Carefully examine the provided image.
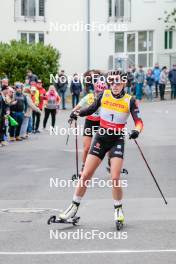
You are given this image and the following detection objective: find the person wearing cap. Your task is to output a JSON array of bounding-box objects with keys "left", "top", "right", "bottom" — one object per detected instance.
[
  {"left": 0, "top": 86, "right": 10, "bottom": 147},
  {"left": 168, "top": 64, "right": 176, "bottom": 99},
  {"left": 9, "top": 84, "right": 27, "bottom": 141},
  {"left": 20, "top": 88, "right": 42, "bottom": 139}
]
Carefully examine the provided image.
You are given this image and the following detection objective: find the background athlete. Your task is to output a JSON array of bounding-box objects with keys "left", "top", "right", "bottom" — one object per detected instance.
[{"left": 72, "top": 81, "right": 107, "bottom": 176}]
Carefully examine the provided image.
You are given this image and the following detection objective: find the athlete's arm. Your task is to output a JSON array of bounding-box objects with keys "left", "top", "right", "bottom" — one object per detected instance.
[
  {"left": 79, "top": 93, "right": 103, "bottom": 117},
  {"left": 130, "top": 97, "right": 144, "bottom": 132}
]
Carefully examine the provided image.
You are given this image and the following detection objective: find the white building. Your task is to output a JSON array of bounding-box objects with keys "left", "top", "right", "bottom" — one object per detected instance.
[{"left": 0, "top": 0, "right": 176, "bottom": 75}]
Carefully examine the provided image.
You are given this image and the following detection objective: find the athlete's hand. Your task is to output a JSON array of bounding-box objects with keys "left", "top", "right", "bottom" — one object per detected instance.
[
  {"left": 70, "top": 110, "right": 80, "bottom": 120},
  {"left": 129, "top": 130, "right": 139, "bottom": 140}
]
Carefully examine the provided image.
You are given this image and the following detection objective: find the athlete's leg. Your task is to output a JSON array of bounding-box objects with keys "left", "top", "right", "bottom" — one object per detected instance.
[
  {"left": 59, "top": 154, "right": 101, "bottom": 220},
  {"left": 110, "top": 157, "right": 123, "bottom": 201},
  {"left": 82, "top": 136, "right": 92, "bottom": 165},
  {"left": 75, "top": 154, "right": 101, "bottom": 197}
]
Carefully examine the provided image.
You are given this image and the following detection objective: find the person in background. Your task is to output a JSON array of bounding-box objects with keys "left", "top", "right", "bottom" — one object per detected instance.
[
  {"left": 9, "top": 83, "right": 27, "bottom": 141},
  {"left": 168, "top": 64, "right": 176, "bottom": 100},
  {"left": 43, "top": 86, "right": 61, "bottom": 129},
  {"left": 20, "top": 88, "right": 41, "bottom": 139},
  {"left": 126, "top": 67, "right": 134, "bottom": 95},
  {"left": 159, "top": 66, "right": 168, "bottom": 101},
  {"left": 135, "top": 65, "right": 145, "bottom": 103},
  {"left": 70, "top": 73, "right": 82, "bottom": 108},
  {"left": 1, "top": 78, "right": 9, "bottom": 89},
  {"left": 36, "top": 79, "right": 46, "bottom": 112},
  {"left": 24, "top": 78, "right": 31, "bottom": 89},
  {"left": 0, "top": 86, "right": 10, "bottom": 147},
  {"left": 26, "top": 70, "right": 38, "bottom": 84},
  {"left": 145, "top": 69, "right": 155, "bottom": 101},
  {"left": 55, "top": 70, "right": 68, "bottom": 110},
  {"left": 152, "top": 63, "right": 161, "bottom": 98},
  {"left": 31, "top": 83, "right": 40, "bottom": 133}
]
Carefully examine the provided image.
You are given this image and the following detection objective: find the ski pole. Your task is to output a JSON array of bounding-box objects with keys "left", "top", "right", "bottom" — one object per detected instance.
[
  {"left": 75, "top": 119, "right": 79, "bottom": 179},
  {"left": 66, "top": 118, "right": 73, "bottom": 145},
  {"left": 133, "top": 138, "right": 168, "bottom": 205}
]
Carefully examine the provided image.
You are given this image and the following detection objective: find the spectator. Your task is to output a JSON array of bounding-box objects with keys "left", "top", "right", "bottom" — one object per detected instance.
[
  {"left": 126, "top": 67, "right": 134, "bottom": 94},
  {"left": 43, "top": 86, "right": 61, "bottom": 129},
  {"left": 9, "top": 84, "right": 27, "bottom": 141},
  {"left": 152, "top": 63, "right": 161, "bottom": 98},
  {"left": 145, "top": 69, "right": 155, "bottom": 101},
  {"left": 159, "top": 66, "right": 168, "bottom": 101},
  {"left": 1, "top": 78, "right": 9, "bottom": 89},
  {"left": 34, "top": 80, "right": 47, "bottom": 132},
  {"left": 26, "top": 70, "right": 38, "bottom": 84},
  {"left": 70, "top": 73, "right": 82, "bottom": 108},
  {"left": 20, "top": 88, "right": 41, "bottom": 139},
  {"left": 168, "top": 64, "right": 176, "bottom": 99},
  {"left": 31, "top": 84, "right": 40, "bottom": 133},
  {"left": 135, "top": 66, "right": 145, "bottom": 102},
  {"left": 0, "top": 86, "right": 10, "bottom": 147},
  {"left": 55, "top": 70, "right": 68, "bottom": 110}
]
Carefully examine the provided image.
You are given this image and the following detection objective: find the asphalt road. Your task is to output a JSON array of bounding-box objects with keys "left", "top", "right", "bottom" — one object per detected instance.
[{"left": 0, "top": 99, "right": 176, "bottom": 264}]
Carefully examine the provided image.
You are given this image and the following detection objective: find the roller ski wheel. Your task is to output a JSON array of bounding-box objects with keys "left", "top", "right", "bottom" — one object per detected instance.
[
  {"left": 47, "top": 215, "right": 80, "bottom": 226},
  {"left": 115, "top": 220, "right": 123, "bottom": 231}
]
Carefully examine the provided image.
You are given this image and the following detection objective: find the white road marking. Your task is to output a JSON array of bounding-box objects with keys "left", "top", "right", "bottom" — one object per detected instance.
[{"left": 0, "top": 249, "right": 176, "bottom": 255}]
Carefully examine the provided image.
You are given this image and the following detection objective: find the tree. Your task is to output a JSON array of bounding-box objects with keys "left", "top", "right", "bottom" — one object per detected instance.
[
  {"left": 159, "top": 8, "right": 176, "bottom": 31},
  {"left": 0, "top": 40, "right": 60, "bottom": 88}
]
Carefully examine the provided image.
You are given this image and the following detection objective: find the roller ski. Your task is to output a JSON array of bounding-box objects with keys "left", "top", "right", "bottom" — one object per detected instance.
[
  {"left": 48, "top": 202, "right": 80, "bottom": 226},
  {"left": 114, "top": 205, "right": 124, "bottom": 231}
]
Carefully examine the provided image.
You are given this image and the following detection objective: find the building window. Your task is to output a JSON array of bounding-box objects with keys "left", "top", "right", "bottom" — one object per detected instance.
[
  {"left": 115, "top": 32, "right": 124, "bottom": 53},
  {"left": 108, "top": 0, "right": 112, "bottom": 17},
  {"left": 127, "top": 33, "right": 135, "bottom": 52},
  {"left": 39, "top": 0, "right": 45, "bottom": 16},
  {"left": 20, "top": 32, "right": 44, "bottom": 44},
  {"left": 165, "top": 31, "right": 173, "bottom": 49},
  {"left": 138, "top": 31, "right": 147, "bottom": 52},
  {"left": 114, "top": 31, "right": 154, "bottom": 68},
  {"left": 21, "top": 0, "right": 36, "bottom": 16},
  {"left": 39, "top": 33, "right": 44, "bottom": 43},
  {"left": 16, "top": 0, "right": 45, "bottom": 19},
  {"left": 115, "top": 0, "right": 124, "bottom": 18}
]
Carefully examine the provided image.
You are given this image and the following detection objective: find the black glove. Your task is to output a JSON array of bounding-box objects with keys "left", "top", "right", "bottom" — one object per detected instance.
[
  {"left": 129, "top": 130, "right": 139, "bottom": 139},
  {"left": 70, "top": 110, "right": 79, "bottom": 120}
]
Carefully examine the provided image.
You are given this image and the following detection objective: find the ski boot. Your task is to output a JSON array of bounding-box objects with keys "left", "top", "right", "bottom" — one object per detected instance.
[{"left": 114, "top": 205, "right": 124, "bottom": 230}]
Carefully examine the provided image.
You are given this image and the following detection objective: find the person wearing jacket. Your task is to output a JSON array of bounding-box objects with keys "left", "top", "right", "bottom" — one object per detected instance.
[
  {"left": 168, "top": 64, "right": 176, "bottom": 99},
  {"left": 70, "top": 74, "right": 82, "bottom": 108},
  {"left": 159, "top": 66, "right": 168, "bottom": 101},
  {"left": 135, "top": 65, "right": 145, "bottom": 102},
  {"left": 145, "top": 69, "right": 155, "bottom": 101},
  {"left": 0, "top": 86, "right": 10, "bottom": 147},
  {"left": 20, "top": 88, "right": 41, "bottom": 139},
  {"left": 9, "top": 84, "right": 27, "bottom": 141},
  {"left": 126, "top": 68, "right": 134, "bottom": 95},
  {"left": 43, "top": 86, "right": 61, "bottom": 129},
  {"left": 55, "top": 70, "right": 68, "bottom": 110},
  {"left": 152, "top": 63, "right": 161, "bottom": 98}
]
